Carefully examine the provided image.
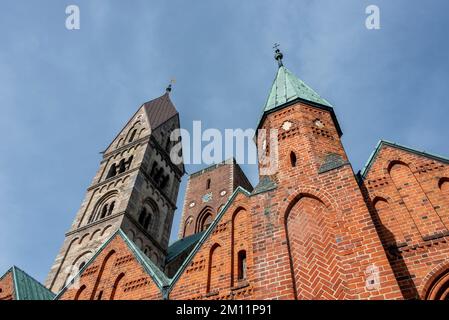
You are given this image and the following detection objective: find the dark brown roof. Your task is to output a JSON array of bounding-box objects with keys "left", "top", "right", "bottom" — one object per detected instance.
[{"left": 143, "top": 93, "right": 178, "bottom": 130}]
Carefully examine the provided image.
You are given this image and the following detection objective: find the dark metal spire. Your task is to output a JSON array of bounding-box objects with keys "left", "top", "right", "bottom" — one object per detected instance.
[
  {"left": 273, "top": 43, "right": 284, "bottom": 67},
  {"left": 166, "top": 78, "right": 176, "bottom": 93}
]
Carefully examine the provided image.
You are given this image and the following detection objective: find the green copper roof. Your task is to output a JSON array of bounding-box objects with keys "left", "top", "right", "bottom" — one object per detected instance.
[
  {"left": 264, "top": 65, "right": 332, "bottom": 113},
  {"left": 0, "top": 266, "right": 55, "bottom": 300},
  {"left": 256, "top": 63, "right": 342, "bottom": 136},
  {"left": 166, "top": 231, "right": 205, "bottom": 263}
]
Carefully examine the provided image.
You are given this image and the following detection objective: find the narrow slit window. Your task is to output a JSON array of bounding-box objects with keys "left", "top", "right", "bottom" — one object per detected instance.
[
  {"left": 206, "top": 178, "right": 211, "bottom": 190},
  {"left": 237, "top": 250, "right": 247, "bottom": 281},
  {"left": 290, "top": 151, "right": 297, "bottom": 167}
]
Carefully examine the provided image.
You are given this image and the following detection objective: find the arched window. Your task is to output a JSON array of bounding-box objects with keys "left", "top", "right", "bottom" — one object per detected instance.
[
  {"left": 143, "top": 213, "right": 152, "bottom": 230},
  {"left": 138, "top": 208, "right": 146, "bottom": 225},
  {"left": 106, "top": 163, "right": 117, "bottom": 179},
  {"left": 237, "top": 250, "right": 247, "bottom": 281},
  {"left": 118, "top": 159, "right": 126, "bottom": 174},
  {"left": 89, "top": 192, "right": 118, "bottom": 223},
  {"left": 138, "top": 200, "right": 158, "bottom": 232},
  {"left": 439, "top": 177, "right": 449, "bottom": 192},
  {"left": 125, "top": 155, "right": 133, "bottom": 170},
  {"left": 79, "top": 261, "right": 86, "bottom": 271},
  {"left": 206, "top": 178, "right": 211, "bottom": 190},
  {"left": 108, "top": 202, "right": 115, "bottom": 216},
  {"left": 128, "top": 129, "right": 137, "bottom": 143},
  {"left": 183, "top": 217, "right": 193, "bottom": 237},
  {"left": 100, "top": 204, "right": 108, "bottom": 219},
  {"left": 201, "top": 213, "right": 213, "bottom": 231},
  {"left": 290, "top": 151, "right": 297, "bottom": 167}
]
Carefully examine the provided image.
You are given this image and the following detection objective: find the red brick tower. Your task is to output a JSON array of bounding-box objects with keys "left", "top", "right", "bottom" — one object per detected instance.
[
  {"left": 178, "top": 158, "right": 253, "bottom": 239},
  {"left": 248, "top": 48, "right": 403, "bottom": 299}
]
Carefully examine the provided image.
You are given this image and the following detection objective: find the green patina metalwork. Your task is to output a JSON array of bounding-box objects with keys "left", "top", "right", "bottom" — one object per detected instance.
[
  {"left": 264, "top": 65, "right": 332, "bottom": 113},
  {"left": 166, "top": 231, "right": 205, "bottom": 264},
  {"left": 0, "top": 266, "right": 55, "bottom": 300}
]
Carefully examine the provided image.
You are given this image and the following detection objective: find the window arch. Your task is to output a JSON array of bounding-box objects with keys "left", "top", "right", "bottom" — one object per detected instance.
[
  {"left": 137, "top": 199, "right": 159, "bottom": 233},
  {"left": 105, "top": 155, "right": 133, "bottom": 180},
  {"left": 201, "top": 213, "right": 213, "bottom": 231},
  {"left": 425, "top": 267, "right": 449, "bottom": 300},
  {"left": 207, "top": 243, "right": 222, "bottom": 293},
  {"left": 110, "top": 273, "right": 125, "bottom": 300},
  {"left": 74, "top": 285, "right": 86, "bottom": 300},
  {"left": 125, "top": 122, "right": 143, "bottom": 144},
  {"left": 106, "top": 163, "right": 117, "bottom": 179},
  {"left": 88, "top": 191, "right": 118, "bottom": 224},
  {"left": 439, "top": 177, "right": 449, "bottom": 192},
  {"left": 128, "top": 129, "right": 137, "bottom": 142},
  {"left": 196, "top": 206, "right": 213, "bottom": 233},
  {"left": 183, "top": 216, "right": 194, "bottom": 237},
  {"left": 389, "top": 161, "right": 447, "bottom": 238}
]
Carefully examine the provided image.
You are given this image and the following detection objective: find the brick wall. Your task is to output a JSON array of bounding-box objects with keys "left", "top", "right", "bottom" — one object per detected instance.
[
  {"left": 58, "top": 235, "right": 162, "bottom": 300},
  {"left": 170, "top": 192, "right": 254, "bottom": 300},
  {"left": 362, "top": 144, "right": 449, "bottom": 299},
  {"left": 0, "top": 271, "right": 14, "bottom": 300},
  {"left": 179, "top": 160, "right": 248, "bottom": 239}
]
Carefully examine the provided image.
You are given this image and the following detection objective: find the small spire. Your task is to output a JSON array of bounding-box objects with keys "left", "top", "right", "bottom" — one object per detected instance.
[
  {"left": 273, "top": 43, "right": 284, "bottom": 67},
  {"left": 166, "top": 78, "right": 176, "bottom": 93}
]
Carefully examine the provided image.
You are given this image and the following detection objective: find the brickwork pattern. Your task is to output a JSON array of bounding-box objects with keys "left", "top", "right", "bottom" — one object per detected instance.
[
  {"left": 362, "top": 144, "right": 449, "bottom": 299},
  {"left": 0, "top": 272, "right": 14, "bottom": 300},
  {"left": 58, "top": 235, "right": 162, "bottom": 300}
]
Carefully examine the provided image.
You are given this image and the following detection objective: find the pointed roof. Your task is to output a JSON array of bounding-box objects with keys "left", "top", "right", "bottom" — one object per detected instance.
[
  {"left": 166, "top": 231, "right": 205, "bottom": 263},
  {"left": 264, "top": 65, "right": 333, "bottom": 113},
  {"left": 359, "top": 140, "right": 449, "bottom": 180},
  {"left": 143, "top": 93, "right": 178, "bottom": 130},
  {"left": 257, "top": 50, "right": 342, "bottom": 136},
  {"left": 0, "top": 266, "right": 55, "bottom": 300},
  {"left": 54, "top": 229, "right": 170, "bottom": 299},
  {"left": 167, "top": 186, "right": 252, "bottom": 293}
]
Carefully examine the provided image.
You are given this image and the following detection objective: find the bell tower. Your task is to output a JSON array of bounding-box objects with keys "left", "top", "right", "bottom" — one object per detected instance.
[
  {"left": 252, "top": 47, "right": 402, "bottom": 299},
  {"left": 45, "top": 87, "right": 184, "bottom": 292}
]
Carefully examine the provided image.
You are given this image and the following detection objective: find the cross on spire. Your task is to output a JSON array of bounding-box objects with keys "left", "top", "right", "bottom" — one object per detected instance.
[
  {"left": 166, "top": 78, "right": 176, "bottom": 93},
  {"left": 273, "top": 43, "right": 284, "bottom": 67}
]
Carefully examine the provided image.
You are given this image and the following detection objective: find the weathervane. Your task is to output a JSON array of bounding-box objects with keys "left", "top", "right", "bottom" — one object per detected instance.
[
  {"left": 273, "top": 43, "right": 284, "bottom": 67},
  {"left": 166, "top": 78, "right": 176, "bottom": 93}
]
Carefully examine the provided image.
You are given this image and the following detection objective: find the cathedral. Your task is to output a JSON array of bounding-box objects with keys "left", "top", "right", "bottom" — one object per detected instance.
[{"left": 2, "top": 48, "right": 449, "bottom": 300}]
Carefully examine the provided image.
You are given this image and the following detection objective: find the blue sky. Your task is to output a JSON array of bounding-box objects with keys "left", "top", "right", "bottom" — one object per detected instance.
[{"left": 1, "top": 0, "right": 449, "bottom": 283}]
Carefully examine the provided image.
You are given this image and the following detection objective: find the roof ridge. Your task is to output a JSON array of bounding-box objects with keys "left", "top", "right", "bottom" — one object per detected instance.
[
  {"left": 11, "top": 265, "right": 53, "bottom": 293},
  {"left": 167, "top": 186, "right": 252, "bottom": 293},
  {"left": 54, "top": 228, "right": 170, "bottom": 300},
  {"left": 359, "top": 139, "right": 449, "bottom": 179},
  {"left": 11, "top": 265, "right": 55, "bottom": 300}
]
